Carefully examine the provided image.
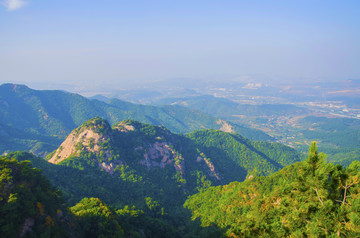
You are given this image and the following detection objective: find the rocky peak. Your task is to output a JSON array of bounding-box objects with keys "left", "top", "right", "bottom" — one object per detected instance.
[
  {"left": 48, "top": 118, "right": 113, "bottom": 164},
  {"left": 78, "top": 117, "right": 112, "bottom": 136}
]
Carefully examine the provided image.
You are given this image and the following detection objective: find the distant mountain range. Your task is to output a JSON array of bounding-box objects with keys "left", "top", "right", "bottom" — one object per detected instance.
[
  {"left": 1, "top": 83, "right": 359, "bottom": 167},
  {"left": 0, "top": 83, "right": 272, "bottom": 156},
  {"left": 153, "top": 95, "right": 360, "bottom": 166},
  {"left": 155, "top": 95, "right": 310, "bottom": 118},
  {"left": 88, "top": 78, "right": 360, "bottom": 106}
]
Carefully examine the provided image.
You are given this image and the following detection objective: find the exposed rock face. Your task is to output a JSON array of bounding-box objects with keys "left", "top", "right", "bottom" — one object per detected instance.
[
  {"left": 49, "top": 127, "right": 112, "bottom": 164},
  {"left": 139, "top": 142, "right": 185, "bottom": 175},
  {"left": 196, "top": 156, "right": 221, "bottom": 180},
  {"left": 99, "top": 160, "right": 124, "bottom": 174},
  {"left": 217, "top": 119, "right": 234, "bottom": 133},
  {"left": 113, "top": 121, "right": 135, "bottom": 132}
]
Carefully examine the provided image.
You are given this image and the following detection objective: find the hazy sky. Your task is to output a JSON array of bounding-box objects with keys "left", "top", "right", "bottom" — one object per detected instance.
[{"left": 1, "top": 0, "right": 360, "bottom": 89}]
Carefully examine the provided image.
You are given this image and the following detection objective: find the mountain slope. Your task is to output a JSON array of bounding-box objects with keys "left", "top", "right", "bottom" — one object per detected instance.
[{"left": 187, "top": 129, "right": 302, "bottom": 178}]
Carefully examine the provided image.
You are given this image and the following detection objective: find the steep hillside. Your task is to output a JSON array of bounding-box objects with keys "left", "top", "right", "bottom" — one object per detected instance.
[
  {"left": 187, "top": 130, "right": 302, "bottom": 178},
  {"left": 0, "top": 83, "right": 271, "bottom": 156}
]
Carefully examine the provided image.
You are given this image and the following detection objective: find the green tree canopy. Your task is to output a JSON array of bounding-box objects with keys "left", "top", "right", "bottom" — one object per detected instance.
[{"left": 184, "top": 142, "right": 360, "bottom": 237}]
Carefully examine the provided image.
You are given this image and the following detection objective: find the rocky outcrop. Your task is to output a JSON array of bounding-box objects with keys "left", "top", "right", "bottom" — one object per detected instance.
[
  {"left": 139, "top": 142, "right": 185, "bottom": 175},
  {"left": 196, "top": 155, "right": 221, "bottom": 180},
  {"left": 49, "top": 121, "right": 113, "bottom": 164},
  {"left": 217, "top": 119, "right": 234, "bottom": 133},
  {"left": 98, "top": 160, "right": 124, "bottom": 174},
  {"left": 113, "top": 121, "right": 135, "bottom": 132}
]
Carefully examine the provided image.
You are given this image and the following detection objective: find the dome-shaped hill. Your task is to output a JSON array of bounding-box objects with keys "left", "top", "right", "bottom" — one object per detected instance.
[{"left": 49, "top": 117, "right": 114, "bottom": 164}]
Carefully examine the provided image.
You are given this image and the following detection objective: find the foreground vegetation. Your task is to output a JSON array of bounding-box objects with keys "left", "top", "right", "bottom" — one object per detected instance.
[
  {"left": 2, "top": 142, "right": 359, "bottom": 237},
  {"left": 185, "top": 142, "right": 360, "bottom": 237}
]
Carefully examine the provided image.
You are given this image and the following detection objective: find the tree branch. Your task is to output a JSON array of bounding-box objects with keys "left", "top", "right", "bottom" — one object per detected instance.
[
  {"left": 343, "top": 182, "right": 348, "bottom": 205},
  {"left": 314, "top": 188, "right": 324, "bottom": 206}
]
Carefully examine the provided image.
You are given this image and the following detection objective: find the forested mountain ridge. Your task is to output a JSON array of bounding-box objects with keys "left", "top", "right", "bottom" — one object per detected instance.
[
  {"left": 156, "top": 95, "right": 309, "bottom": 118},
  {"left": 187, "top": 129, "right": 302, "bottom": 178},
  {"left": 0, "top": 83, "right": 272, "bottom": 156},
  {"left": 47, "top": 117, "right": 302, "bottom": 188}
]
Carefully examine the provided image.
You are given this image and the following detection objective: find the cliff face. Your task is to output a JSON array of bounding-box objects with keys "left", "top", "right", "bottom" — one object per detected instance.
[
  {"left": 49, "top": 117, "right": 113, "bottom": 164},
  {"left": 49, "top": 128, "right": 111, "bottom": 164}
]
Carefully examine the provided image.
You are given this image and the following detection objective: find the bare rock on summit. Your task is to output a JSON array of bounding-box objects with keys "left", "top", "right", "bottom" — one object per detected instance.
[
  {"left": 217, "top": 119, "right": 234, "bottom": 133},
  {"left": 49, "top": 118, "right": 112, "bottom": 164}
]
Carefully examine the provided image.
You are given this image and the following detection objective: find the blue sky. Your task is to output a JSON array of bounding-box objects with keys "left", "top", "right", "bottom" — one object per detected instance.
[{"left": 1, "top": 0, "right": 360, "bottom": 89}]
